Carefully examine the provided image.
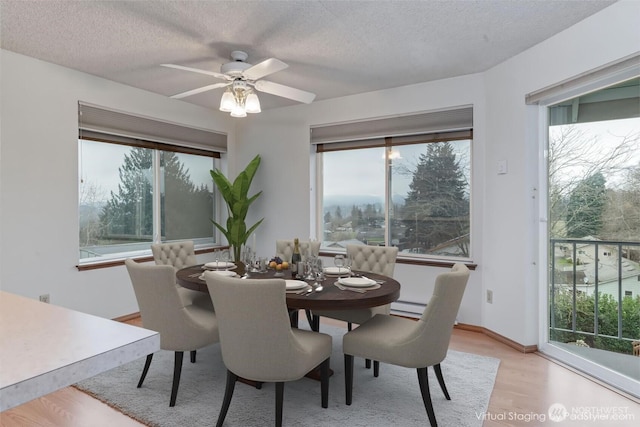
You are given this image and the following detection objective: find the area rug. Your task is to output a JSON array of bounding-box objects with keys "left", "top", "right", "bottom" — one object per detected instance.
[{"left": 75, "top": 324, "right": 500, "bottom": 427}]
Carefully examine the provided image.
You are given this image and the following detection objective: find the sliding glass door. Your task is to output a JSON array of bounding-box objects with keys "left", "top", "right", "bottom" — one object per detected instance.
[{"left": 543, "top": 77, "right": 640, "bottom": 397}]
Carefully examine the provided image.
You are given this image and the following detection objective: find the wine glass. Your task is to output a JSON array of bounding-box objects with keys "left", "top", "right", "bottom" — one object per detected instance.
[
  {"left": 334, "top": 254, "right": 345, "bottom": 274},
  {"left": 343, "top": 255, "right": 352, "bottom": 276},
  {"left": 315, "top": 258, "right": 325, "bottom": 281},
  {"left": 219, "top": 249, "right": 230, "bottom": 268},
  {"left": 305, "top": 255, "right": 318, "bottom": 280}
]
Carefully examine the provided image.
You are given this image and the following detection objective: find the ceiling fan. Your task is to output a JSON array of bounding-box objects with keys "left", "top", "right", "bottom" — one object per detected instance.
[{"left": 161, "top": 51, "right": 315, "bottom": 116}]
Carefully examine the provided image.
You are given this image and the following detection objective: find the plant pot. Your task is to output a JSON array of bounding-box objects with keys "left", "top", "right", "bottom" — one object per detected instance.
[{"left": 234, "top": 260, "right": 246, "bottom": 277}]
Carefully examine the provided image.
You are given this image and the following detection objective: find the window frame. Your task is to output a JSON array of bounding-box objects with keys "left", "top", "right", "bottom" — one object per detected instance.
[
  {"left": 77, "top": 133, "right": 222, "bottom": 269},
  {"left": 314, "top": 126, "right": 473, "bottom": 264}
]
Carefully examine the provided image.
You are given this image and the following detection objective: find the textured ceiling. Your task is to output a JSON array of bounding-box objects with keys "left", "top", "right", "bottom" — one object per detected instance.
[{"left": 0, "top": 0, "right": 616, "bottom": 111}]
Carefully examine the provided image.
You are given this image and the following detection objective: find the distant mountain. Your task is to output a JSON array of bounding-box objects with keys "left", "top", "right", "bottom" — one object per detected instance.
[
  {"left": 324, "top": 194, "right": 383, "bottom": 208},
  {"left": 323, "top": 193, "right": 406, "bottom": 210}
]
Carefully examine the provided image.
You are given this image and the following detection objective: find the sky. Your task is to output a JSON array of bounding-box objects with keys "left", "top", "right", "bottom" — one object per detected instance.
[
  {"left": 549, "top": 117, "right": 640, "bottom": 190},
  {"left": 79, "top": 117, "right": 638, "bottom": 204},
  {"left": 322, "top": 140, "right": 471, "bottom": 202},
  {"left": 79, "top": 141, "right": 215, "bottom": 200}
]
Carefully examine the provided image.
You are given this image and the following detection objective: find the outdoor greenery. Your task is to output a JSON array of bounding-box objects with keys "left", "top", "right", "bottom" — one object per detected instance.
[
  {"left": 566, "top": 172, "right": 606, "bottom": 238},
  {"left": 548, "top": 125, "right": 640, "bottom": 240},
  {"left": 402, "top": 142, "right": 469, "bottom": 256},
  {"left": 548, "top": 122, "right": 640, "bottom": 355},
  {"left": 550, "top": 290, "right": 640, "bottom": 355},
  {"left": 97, "top": 148, "right": 212, "bottom": 244},
  {"left": 323, "top": 141, "right": 470, "bottom": 255}
]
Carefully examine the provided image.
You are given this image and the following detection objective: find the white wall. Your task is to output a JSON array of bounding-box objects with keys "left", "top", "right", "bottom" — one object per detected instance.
[
  {"left": 1, "top": 1, "right": 637, "bottom": 344},
  {"left": 0, "top": 50, "right": 234, "bottom": 318},
  {"left": 237, "top": 74, "right": 487, "bottom": 328},
  {"left": 236, "top": 0, "right": 640, "bottom": 345},
  {"left": 480, "top": 0, "right": 640, "bottom": 344}
]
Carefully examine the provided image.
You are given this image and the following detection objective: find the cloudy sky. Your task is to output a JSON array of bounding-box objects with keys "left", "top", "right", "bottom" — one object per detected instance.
[{"left": 79, "top": 117, "right": 637, "bottom": 205}]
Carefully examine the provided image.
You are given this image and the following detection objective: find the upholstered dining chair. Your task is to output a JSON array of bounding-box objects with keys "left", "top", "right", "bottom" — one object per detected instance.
[
  {"left": 125, "top": 259, "right": 219, "bottom": 407},
  {"left": 151, "top": 241, "right": 213, "bottom": 313},
  {"left": 314, "top": 244, "right": 399, "bottom": 374},
  {"left": 204, "top": 273, "right": 332, "bottom": 427},
  {"left": 342, "top": 263, "right": 470, "bottom": 427},
  {"left": 275, "top": 239, "right": 321, "bottom": 261}
]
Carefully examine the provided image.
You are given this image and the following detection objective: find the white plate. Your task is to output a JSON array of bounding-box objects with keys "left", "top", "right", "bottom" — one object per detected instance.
[
  {"left": 210, "top": 270, "right": 237, "bottom": 277},
  {"left": 204, "top": 261, "right": 236, "bottom": 270},
  {"left": 323, "top": 266, "right": 349, "bottom": 276},
  {"left": 285, "top": 280, "right": 308, "bottom": 290},
  {"left": 338, "top": 277, "right": 377, "bottom": 288},
  {"left": 199, "top": 270, "right": 237, "bottom": 280}
]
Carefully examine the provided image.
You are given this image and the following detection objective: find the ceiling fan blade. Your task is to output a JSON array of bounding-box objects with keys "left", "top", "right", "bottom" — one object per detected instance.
[
  {"left": 170, "top": 82, "right": 231, "bottom": 99},
  {"left": 243, "top": 58, "right": 288, "bottom": 81},
  {"left": 254, "top": 80, "right": 316, "bottom": 104},
  {"left": 161, "top": 63, "right": 229, "bottom": 80}
]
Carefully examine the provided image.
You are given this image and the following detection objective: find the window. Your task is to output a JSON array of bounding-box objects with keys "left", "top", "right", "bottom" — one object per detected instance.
[
  {"left": 313, "top": 109, "right": 472, "bottom": 260},
  {"left": 78, "top": 103, "right": 225, "bottom": 263}
]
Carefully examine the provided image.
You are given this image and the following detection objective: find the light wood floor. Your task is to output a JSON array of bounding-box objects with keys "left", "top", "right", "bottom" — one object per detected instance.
[{"left": 1, "top": 316, "right": 638, "bottom": 427}]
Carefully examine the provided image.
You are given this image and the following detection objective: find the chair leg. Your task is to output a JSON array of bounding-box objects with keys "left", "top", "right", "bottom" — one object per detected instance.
[
  {"left": 417, "top": 367, "right": 437, "bottom": 427},
  {"left": 169, "top": 351, "right": 184, "bottom": 407},
  {"left": 344, "top": 354, "right": 354, "bottom": 405},
  {"left": 347, "top": 322, "right": 353, "bottom": 331},
  {"left": 275, "top": 382, "right": 285, "bottom": 427},
  {"left": 190, "top": 350, "right": 196, "bottom": 363},
  {"left": 137, "top": 354, "right": 153, "bottom": 388},
  {"left": 320, "top": 358, "right": 330, "bottom": 408},
  {"left": 305, "top": 309, "right": 314, "bottom": 329},
  {"left": 365, "top": 359, "right": 371, "bottom": 369},
  {"left": 373, "top": 360, "right": 380, "bottom": 377},
  {"left": 433, "top": 363, "right": 451, "bottom": 400},
  {"left": 288, "top": 309, "right": 299, "bottom": 328},
  {"left": 216, "top": 370, "right": 237, "bottom": 427}
]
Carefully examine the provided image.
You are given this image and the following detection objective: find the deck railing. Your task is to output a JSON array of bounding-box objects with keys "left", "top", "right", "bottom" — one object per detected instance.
[{"left": 549, "top": 238, "right": 640, "bottom": 350}]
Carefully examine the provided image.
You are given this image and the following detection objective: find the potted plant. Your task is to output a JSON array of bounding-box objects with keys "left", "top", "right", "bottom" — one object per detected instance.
[{"left": 210, "top": 154, "right": 264, "bottom": 269}]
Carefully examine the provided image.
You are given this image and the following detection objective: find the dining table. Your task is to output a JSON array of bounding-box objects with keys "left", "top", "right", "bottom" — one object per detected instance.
[{"left": 175, "top": 264, "right": 401, "bottom": 331}]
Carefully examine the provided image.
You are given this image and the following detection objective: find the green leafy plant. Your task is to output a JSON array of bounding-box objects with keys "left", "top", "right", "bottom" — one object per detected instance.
[{"left": 210, "top": 155, "right": 263, "bottom": 262}]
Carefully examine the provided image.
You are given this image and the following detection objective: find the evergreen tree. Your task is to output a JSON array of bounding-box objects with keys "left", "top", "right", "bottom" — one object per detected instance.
[
  {"left": 99, "top": 148, "right": 213, "bottom": 242},
  {"left": 100, "top": 148, "right": 153, "bottom": 241},
  {"left": 162, "top": 152, "right": 213, "bottom": 240},
  {"left": 566, "top": 172, "right": 606, "bottom": 238},
  {"left": 364, "top": 204, "right": 378, "bottom": 226},
  {"left": 324, "top": 210, "right": 332, "bottom": 224},
  {"left": 335, "top": 205, "right": 343, "bottom": 220},
  {"left": 350, "top": 205, "right": 361, "bottom": 229},
  {"left": 402, "top": 142, "right": 469, "bottom": 255}
]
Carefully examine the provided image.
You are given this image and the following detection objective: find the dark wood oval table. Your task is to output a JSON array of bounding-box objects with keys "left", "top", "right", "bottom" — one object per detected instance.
[
  {"left": 175, "top": 265, "right": 401, "bottom": 313},
  {"left": 176, "top": 265, "right": 400, "bottom": 382}
]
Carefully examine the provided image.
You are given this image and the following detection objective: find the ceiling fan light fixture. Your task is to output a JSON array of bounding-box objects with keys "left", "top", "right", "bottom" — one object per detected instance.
[
  {"left": 219, "top": 89, "right": 235, "bottom": 112},
  {"left": 230, "top": 102, "right": 247, "bottom": 118},
  {"left": 245, "top": 92, "right": 261, "bottom": 113},
  {"left": 165, "top": 51, "right": 315, "bottom": 117}
]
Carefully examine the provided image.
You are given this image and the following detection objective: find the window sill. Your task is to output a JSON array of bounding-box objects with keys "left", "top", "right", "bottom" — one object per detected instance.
[
  {"left": 76, "top": 246, "right": 229, "bottom": 271},
  {"left": 318, "top": 250, "right": 476, "bottom": 270}
]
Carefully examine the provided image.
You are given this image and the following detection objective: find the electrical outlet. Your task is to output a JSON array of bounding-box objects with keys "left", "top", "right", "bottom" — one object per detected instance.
[
  {"left": 39, "top": 294, "right": 50, "bottom": 304},
  {"left": 486, "top": 290, "right": 493, "bottom": 304}
]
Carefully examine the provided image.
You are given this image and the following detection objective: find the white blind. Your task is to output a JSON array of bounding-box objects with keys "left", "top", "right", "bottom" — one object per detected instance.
[
  {"left": 310, "top": 107, "right": 473, "bottom": 145},
  {"left": 525, "top": 53, "right": 640, "bottom": 106},
  {"left": 78, "top": 102, "right": 227, "bottom": 152}
]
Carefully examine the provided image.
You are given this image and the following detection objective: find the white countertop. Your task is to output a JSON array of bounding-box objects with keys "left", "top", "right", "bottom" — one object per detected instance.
[{"left": 0, "top": 291, "right": 160, "bottom": 411}]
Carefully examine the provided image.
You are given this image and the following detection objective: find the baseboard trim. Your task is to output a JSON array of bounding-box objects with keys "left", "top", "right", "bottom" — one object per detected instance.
[
  {"left": 455, "top": 322, "right": 538, "bottom": 353},
  {"left": 113, "top": 312, "right": 140, "bottom": 323},
  {"left": 115, "top": 312, "right": 538, "bottom": 353}
]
